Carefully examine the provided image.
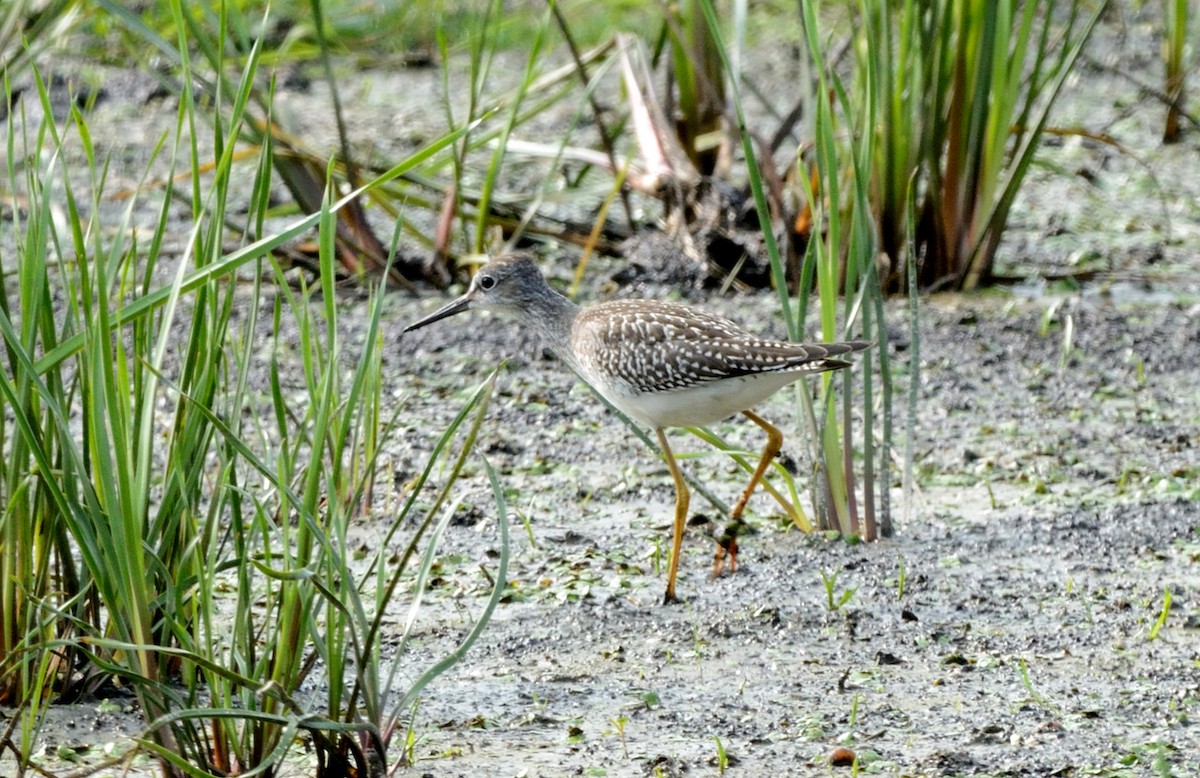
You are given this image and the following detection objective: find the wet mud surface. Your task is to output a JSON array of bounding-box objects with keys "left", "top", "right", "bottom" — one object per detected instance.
[
  {"left": 5, "top": 5, "right": 1200, "bottom": 777},
  {"left": 388, "top": 292, "right": 1199, "bottom": 778}
]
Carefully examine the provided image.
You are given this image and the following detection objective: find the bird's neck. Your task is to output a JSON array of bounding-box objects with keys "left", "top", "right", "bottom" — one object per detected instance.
[{"left": 523, "top": 290, "right": 580, "bottom": 365}]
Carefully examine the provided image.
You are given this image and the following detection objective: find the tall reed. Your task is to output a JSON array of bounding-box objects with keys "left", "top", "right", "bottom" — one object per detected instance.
[{"left": 0, "top": 8, "right": 505, "bottom": 772}]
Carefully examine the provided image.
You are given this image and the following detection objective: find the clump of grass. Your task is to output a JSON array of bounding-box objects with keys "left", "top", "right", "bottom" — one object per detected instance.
[
  {"left": 679, "top": 0, "right": 888, "bottom": 539},
  {"left": 0, "top": 11, "right": 508, "bottom": 774},
  {"left": 855, "top": 1, "right": 1108, "bottom": 291}
]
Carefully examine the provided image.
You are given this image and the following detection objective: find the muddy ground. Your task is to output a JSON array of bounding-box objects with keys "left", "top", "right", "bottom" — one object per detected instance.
[
  {"left": 391, "top": 295, "right": 1199, "bottom": 778},
  {"left": 6, "top": 4, "right": 1200, "bottom": 777}
]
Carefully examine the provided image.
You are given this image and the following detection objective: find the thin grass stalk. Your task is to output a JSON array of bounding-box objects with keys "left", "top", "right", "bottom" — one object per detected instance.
[
  {"left": 569, "top": 158, "right": 630, "bottom": 295},
  {"left": 0, "top": 124, "right": 38, "bottom": 707},
  {"left": 840, "top": 373, "right": 859, "bottom": 535},
  {"left": 866, "top": 174, "right": 902, "bottom": 537},
  {"left": 846, "top": 0, "right": 889, "bottom": 539},
  {"left": 964, "top": 0, "right": 1104, "bottom": 288},
  {"left": 798, "top": 3, "right": 849, "bottom": 531},
  {"left": 391, "top": 455, "right": 510, "bottom": 715},
  {"left": 666, "top": 0, "right": 726, "bottom": 176},
  {"left": 1163, "top": 0, "right": 1187, "bottom": 142},
  {"left": 904, "top": 174, "right": 920, "bottom": 526},
  {"left": 695, "top": 0, "right": 872, "bottom": 533},
  {"left": 250, "top": 177, "right": 346, "bottom": 759},
  {"left": 474, "top": 6, "right": 551, "bottom": 252},
  {"left": 33, "top": 118, "right": 478, "bottom": 376},
  {"left": 546, "top": 0, "right": 636, "bottom": 226},
  {"left": 695, "top": 0, "right": 792, "bottom": 336},
  {"left": 686, "top": 427, "right": 814, "bottom": 532},
  {"left": 859, "top": 298, "right": 876, "bottom": 539},
  {"left": 304, "top": 207, "right": 397, "bottom": 755},
  {"left": 309, "top": 0, "right": 358, "bottom": 188},
  {"left": 340, "top": 234, "right": 408, "bottom": 520},
  {"left": 332, "top": 276, "right": 402, "bottom": 746},
  {"left": 838, "top": 48, "right": 882, "bottom": 537},
  {"left": 362, "top": 368, "right": 505, "bottom": 711},
  {"left": 158, "top": 13, "right": 281, "bottom": 769},
  {"left": 0, "top": 0, "right": 82, "bottom": 73},
  {"left": 440, "top": 0, "right": 500, "bottom": 255},
  {"left": 694, "top": 0, "right": 846, "bottom": 524},
  {"left": 0, "top": 78, "right": 83, "bottom": 727},
  {"left": 876, "top": 312, "right": 893, "bottom": 537},
  {"left": 76, "top": 141, "right": 186, "bottom": 771},
  {"left": 494, "top": 59, "right": 625, "bottom": 256},
  {"left": 3, "top": 70, "right": 190, "bottom": 769}
]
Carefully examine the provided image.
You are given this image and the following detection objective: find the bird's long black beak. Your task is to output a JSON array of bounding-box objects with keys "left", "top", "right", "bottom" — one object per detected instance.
[{"left": 403, "top": 294, "right": 473, "bottom": 333}]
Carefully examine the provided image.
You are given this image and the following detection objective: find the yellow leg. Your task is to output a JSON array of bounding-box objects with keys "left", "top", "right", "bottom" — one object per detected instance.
[
  {"left": 713, "top": 409, "right": 784, "bottom": 577},
  {"left": 731, "top": 410, "right": 784, "bottom": 519},
  {"left": 656, "top": 427, "right": 689, "bottom": 604}
]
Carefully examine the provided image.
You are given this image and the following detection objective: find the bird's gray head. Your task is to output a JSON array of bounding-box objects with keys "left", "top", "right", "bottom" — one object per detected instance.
[{"left": 403, "top": 253, "right": 559, "bottom": 333}]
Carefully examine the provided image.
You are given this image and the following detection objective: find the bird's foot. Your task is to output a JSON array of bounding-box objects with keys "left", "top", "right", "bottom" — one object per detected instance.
[
  {"left": 712, "top": 517, "right": 749, "bottom": 577},
  {"left": 711, "top": 536, "right": 739, "bottom": 578},
  {"left": 662, "top": 588, "right": 682, "bottom": 606}
]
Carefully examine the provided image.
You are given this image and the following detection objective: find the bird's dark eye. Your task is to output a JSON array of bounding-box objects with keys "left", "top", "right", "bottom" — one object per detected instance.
[{"left": 478, "top": 275, "right": 496, "bottom": 290}]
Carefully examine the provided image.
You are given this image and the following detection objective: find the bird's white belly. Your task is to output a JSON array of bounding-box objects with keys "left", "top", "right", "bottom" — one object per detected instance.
[{"left": 592, "top": 371, "right": 805, "bottom": 428}]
